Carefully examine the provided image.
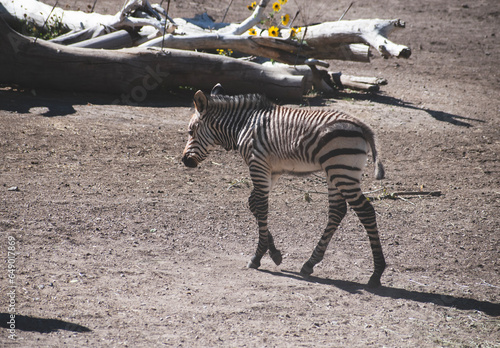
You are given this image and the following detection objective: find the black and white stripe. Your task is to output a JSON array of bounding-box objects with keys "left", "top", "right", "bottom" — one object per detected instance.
[{"left": 182, "top": 84, "right": 386, "bottom": 287}]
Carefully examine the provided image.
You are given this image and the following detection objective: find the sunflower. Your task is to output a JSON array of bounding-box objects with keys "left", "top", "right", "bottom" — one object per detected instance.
[
  {"left": 272, "top": 2, "right": 281, "bottom": 11},
  {"left": 247, "top": 1, "right": 256, "bottom": 10},
  {"left": 290, "top": 26, "right": 301, "bottom": 38},
  {"left": 279, "top": 0, "right": 288, "bottom": 4},
  {"left": 248, "top": 28, "right": 257, "bottom": 36},
  {"left": 281, "top": 14, "right": 290, "bottom": 26},
  {"left": 268, "top": 26, "right": 280, "bottom": 37},
  {"left": 216, "top": 49, "right": 233, "bottom": 56}
]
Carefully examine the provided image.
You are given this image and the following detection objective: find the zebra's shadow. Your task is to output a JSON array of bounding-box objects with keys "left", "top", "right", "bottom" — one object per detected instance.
[
  {"left": 305, "top": 92, "right": 485, "bottom": 128},
  {"left": 257, "top": 269, "right": 500, "bottom": 317},
  {"left": 0, "top": 313, "right": 91, "bottom": 333}
]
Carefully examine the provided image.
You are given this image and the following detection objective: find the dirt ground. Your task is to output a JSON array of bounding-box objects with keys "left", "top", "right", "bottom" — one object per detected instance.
[{"left": 1, "top": 0, "right": 499, "bottom": 347}]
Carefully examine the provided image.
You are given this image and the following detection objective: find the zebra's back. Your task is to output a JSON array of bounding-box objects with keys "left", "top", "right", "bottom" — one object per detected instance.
[{"left": 242, "top": 105, "right": 378, "bottom": 179}]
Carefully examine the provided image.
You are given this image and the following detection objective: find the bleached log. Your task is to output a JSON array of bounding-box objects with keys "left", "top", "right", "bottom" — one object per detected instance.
[
  {"left": 0, "top": 0, "right": 112, "bottom": 31},
  {"left": 340, "top": 75, "right": 387, "bottom": 86},
  {"left": 0, "top": 17, "right": 306, "bottom": 101},
  {"left": 297, "top": 19, "right": 411, "bottom": 59},
  {"left": 141, "top": 17, "right": 410, "bottom": 63},
  {"left": 160, "top": 6, "right": 410, "bottom": 60},
  {"left": 69, "top": 30, "right": 134, "bottom": 49},
  {"left": 50, "top": 27, "right": 97, "bottom": 45},
  {"left": 139, "top": 34, "right": 368, "bottom": 65},
  {"left": 0, "top": 0, "right": 174, "bottom": 37},
  {"left": 264, "top": 63, "right": 387, "bottom": 93},
  {"left": 337, "top": 74, "right": 381, "bottom": 92},
  {"left": 140, "top": 31, "right": 371, "bottom": 63}
]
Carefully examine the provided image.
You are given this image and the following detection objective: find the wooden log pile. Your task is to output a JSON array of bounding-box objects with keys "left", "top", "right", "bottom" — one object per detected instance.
[{"left": 0, "top": 0, "right": 411, "bottom": 101}]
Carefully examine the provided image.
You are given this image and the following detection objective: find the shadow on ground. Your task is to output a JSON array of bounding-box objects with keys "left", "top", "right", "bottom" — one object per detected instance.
[
  {"left": 307, "top": 91, "right": 485, "bottom": 127},
  {"left": 0, "top": 313, "right": 91, "bottom": 333},
  {"left": 259, "top": 269, "right": 500, "bottom": 317},
  {"left": 0, "top": 87, "right": 193, "bottom": 117},
  {"left": 1, "top": 87, "right": 484, "bottom": 128}
]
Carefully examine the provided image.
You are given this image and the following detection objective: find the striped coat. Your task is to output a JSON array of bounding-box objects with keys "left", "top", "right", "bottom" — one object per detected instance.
[{"left": 182, "top": 85, "right": 386, "bottom": 287}]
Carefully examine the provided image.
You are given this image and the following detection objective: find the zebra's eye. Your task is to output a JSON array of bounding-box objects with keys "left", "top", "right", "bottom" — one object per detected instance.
[{"left": 188, "top": 130, "right": 194, "bottom": 136}]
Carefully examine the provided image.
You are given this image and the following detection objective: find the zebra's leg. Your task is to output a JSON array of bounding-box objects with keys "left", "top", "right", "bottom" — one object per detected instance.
[
  {"left": 267, "top": 232, "right": 282, "bottom": 266},
  {"left": 247, "top": 169, "right": 282, "bottom": 268},
  {"left": 300, "top": 185, "right": 347, "bottom": 277},
  {"left": 247, "top": 186, "right": 270, "bottom": 269},
  {"left": 267, "top": 173, "right": 282, "bottom": 265},
  {"left": 340, "top": 186, "right": 386, "bottom": 288}
]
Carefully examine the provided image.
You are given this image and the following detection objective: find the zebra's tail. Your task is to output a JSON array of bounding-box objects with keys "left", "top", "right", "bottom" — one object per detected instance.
[
  {"left": 375, "top": 158, "right": 385, "bottom": 180},
  {"left": 368, "top": 134, "right": 385, "bottom": 180},
  {"left": 356, "top": 121, "right": 385, "bottom": 180}
]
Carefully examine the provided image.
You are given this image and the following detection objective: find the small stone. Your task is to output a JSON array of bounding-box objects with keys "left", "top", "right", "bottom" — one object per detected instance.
[{"left": 8, "top": 186, "right": 19, "bottom": 191}]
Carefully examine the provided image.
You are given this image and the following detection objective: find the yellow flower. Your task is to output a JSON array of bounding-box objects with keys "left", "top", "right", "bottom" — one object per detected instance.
[
  {"left": 272, "top": 2, "right": 281, "bottom": 11},
  {"left": 217, "top": 49, "right": 233, "bottom": 56},
  {"left": 290, "top": 26, "right": 301, "bottom": 38},
  {"left": 281, "top": 14, "right": 290, "bottom": 26},
  {"left": 268, "top": 26, "right": 280, "bottom": 37},
  {"left": 247, "top": 1, "right": 256, "bottom": 10},
  {"left": 279, "top": 0, "right": 288, "bottom": 4},
  {"left": 248, "top": 28, "right": 257, "bottom": 36}
]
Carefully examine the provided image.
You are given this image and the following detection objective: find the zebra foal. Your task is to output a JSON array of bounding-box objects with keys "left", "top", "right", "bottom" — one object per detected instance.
[{"left": 182, "top": 84, "right": 387, "bottom": 287}]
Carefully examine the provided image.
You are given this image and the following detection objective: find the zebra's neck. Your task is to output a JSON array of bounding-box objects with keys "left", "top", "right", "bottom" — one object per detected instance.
[{"left": 206, "top": 94, "right": 274, "bottom": 151}]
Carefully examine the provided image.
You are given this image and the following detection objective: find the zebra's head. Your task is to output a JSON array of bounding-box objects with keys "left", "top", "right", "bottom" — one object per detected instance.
[{"left": 182, "top": 84, "right": 225, "bottom": 168}]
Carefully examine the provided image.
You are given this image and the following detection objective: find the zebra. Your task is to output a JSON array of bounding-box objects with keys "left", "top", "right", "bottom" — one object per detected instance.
[{"left": 182, "top": 84, "right": 387, "bottom": 287}]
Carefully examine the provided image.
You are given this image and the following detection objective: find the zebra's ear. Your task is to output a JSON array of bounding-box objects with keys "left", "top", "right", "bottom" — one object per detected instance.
[
  {"left": 193, "top": 90, "right": 208, "bottom": 115},
  {"left": 211, "top": 83, "right": 225, "bottom": 96}
]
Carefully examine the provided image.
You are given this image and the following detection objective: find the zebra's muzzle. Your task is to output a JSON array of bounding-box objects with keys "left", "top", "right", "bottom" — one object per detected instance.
[{"left": 182, "top": 155, "right": 198, "bottom": 168}]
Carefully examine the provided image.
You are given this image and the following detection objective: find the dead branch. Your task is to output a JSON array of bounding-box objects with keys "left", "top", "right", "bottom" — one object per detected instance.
[
  {"left": 69, "top": 30, "right": 134, "bottom": 49},
  {"left": 391, "top": 191, "right": 442, "bottom": 197},
  {"left": 301, "top": 19, "right": 411, "bottom": 59}
]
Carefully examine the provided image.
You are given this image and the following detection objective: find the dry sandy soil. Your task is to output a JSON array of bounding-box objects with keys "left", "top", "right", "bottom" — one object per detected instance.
[{"left": 1, "top": 0, "right": 499, "bottom": 347}]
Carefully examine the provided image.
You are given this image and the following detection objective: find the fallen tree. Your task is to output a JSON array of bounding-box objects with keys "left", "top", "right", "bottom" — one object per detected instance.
[
  {"left": 0, "top": 17, "right": 306, "bottom": 101},
  {"left": 0, "top": 0, "right": 411, "bottom": 101}
]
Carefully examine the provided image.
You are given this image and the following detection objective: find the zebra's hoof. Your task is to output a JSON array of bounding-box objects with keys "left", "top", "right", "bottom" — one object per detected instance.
[
  {"left": 300, "top": 263, "right": 313, "bottom": 278},
  {"left": 247, "top": 261, "right": 259, "bottom": 269},
  {"left": 270, "top": 250, "right": 282, "bottom": 266},
  {"left": 247, "top": 260, "right": 260, "bottom": 269},
  {"left": 367, "top": 275, "right": 382, "bottom": 288},
  {"left": 247, "top": 256, "right": 261, "bottom": 269}
]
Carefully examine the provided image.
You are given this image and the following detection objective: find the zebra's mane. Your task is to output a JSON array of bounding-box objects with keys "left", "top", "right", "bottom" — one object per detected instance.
[{"left": 207, "top": 93, "right": 274, "bottom": 110}]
